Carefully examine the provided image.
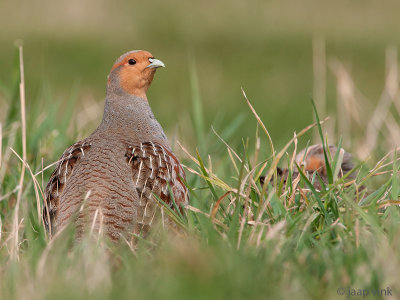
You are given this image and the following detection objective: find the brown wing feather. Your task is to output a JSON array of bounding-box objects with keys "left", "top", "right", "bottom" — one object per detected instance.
[
  {"left": 125, "top": 142, "right": 188, "bottom": 215},
  {"left": 43, "top": 141, "right": 91, "bottom": 236}
]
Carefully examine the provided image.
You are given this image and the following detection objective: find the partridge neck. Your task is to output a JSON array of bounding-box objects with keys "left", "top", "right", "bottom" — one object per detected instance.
[{"left": 95, "top": 90, "right": 169, "bottom": 146}]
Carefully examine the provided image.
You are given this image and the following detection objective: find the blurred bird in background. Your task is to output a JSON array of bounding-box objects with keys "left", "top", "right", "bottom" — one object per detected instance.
[{"left": 260, "top": 144, "right": 356, "bottom": 190}]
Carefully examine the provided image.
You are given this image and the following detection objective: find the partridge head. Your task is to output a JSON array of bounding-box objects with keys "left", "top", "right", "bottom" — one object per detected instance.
[{"left": 107, "top": 50, "right": 165, "bottom": 99}]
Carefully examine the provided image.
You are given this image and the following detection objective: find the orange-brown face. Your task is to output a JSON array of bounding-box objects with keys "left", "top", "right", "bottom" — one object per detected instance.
[
  {"left": 109, "top": 50, "right": 165, "bottom": 99},
  {"left": 305, "top": 156, "right": 325, "bottom": 174}
]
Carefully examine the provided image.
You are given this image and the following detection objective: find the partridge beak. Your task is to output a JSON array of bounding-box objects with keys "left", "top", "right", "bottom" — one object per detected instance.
[{"left": 146, "top": 58, "right": 165, "bottom": 69}]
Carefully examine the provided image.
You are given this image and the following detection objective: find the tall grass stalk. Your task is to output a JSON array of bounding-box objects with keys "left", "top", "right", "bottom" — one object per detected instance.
[{"left": 10, "top": 46, "right": 27, "bottom": 261}]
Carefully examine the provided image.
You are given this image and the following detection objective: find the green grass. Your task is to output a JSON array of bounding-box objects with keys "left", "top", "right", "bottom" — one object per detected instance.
[{"left": 1, "top": 45, "right": 400, "bottom": 300}]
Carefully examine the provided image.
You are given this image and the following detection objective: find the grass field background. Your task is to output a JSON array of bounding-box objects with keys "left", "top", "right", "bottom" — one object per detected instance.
[
  {"left": 1, "top": 0, "right": 400, "bottom": 299},
  {"left": 1, "top": 0, "right": 400, "bottom": 148}
]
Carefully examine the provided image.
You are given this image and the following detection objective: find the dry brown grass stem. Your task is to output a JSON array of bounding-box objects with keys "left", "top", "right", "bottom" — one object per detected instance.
[
  {"left": 366, "top": 147, "right": 400, "bottom": 180},
  {"left": 241, "top": 87, "right": 275, "bottom": 159},
  {"left": 11, "top": 46, "right": 27, "bottom": 261},
  {"left": 227, "top": 148, "right": 239, "bottom": 175},
  {"left": 34, "top": 158, "right": 64, "bottom": 177},
  {"left": 10, "top": 148, "right": 45, "bottom": 229},
  {"left": 211, "top": 126, "right": 249, "bottom": 172},
  {"left": 210, "top": 191, "right": 231, "bottom": 220},
  {"left": 186, "top": 205, "right": 228, "bottom": 230}
]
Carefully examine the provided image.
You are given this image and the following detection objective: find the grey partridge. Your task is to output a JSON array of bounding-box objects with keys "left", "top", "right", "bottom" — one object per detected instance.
[
  {"left": 43, "top": 50, "right": 188, "bottom": 241},
  {"left": 261, "top": 144, "right": 355, "bottom": 189},
  {"left": 294, "top": 144, "right": 354, "bottom": 178}
]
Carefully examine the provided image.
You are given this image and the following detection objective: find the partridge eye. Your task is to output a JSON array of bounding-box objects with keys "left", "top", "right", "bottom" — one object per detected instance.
[{"left": 128, "top": 59, "right": 136, "bottom": 65}]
